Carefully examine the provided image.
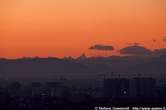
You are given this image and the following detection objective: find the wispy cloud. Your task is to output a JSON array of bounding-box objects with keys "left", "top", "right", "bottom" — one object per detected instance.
[{"left": 89, "top": 44, "right": 114, "bottom": 51}]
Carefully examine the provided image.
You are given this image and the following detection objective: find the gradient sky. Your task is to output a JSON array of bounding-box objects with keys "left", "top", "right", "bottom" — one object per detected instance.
[{"left": 0, "top": 0, "right": 166, "bottom": 58}]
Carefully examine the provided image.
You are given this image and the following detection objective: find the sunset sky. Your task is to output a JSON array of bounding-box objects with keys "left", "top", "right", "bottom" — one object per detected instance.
[{"left": 0, "top": 0, "right": 166, "bottom": 58}]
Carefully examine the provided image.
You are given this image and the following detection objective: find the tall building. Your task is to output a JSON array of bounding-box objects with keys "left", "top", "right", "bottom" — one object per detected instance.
[
  {"left": 104, "top": 78, "right": 130, "bottom": 98},
  {"left": 130, "top": 77, "right": 156, "bottom": 97},
  {"left": 45, "top": 82, "right": 59, "bottom": 96},
  {"left": 31, "top": 82, "right": 42, "bottom": 96},
  {"left": 8, "top": 82, "right": 22, "bottom": 97}
]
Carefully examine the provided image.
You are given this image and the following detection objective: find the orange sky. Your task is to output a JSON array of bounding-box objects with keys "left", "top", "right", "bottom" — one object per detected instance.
[{"left": 0, "top": 0, "right": 166, "bottom": 58}]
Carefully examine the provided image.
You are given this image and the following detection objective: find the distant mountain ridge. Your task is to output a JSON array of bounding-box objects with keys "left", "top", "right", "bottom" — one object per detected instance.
[{"left": 0, "top": 55, "right": 166, "bottom": 80}]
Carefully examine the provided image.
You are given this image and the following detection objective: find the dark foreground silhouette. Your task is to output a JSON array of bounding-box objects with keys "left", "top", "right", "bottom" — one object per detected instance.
[
  {"left": 0, "top": 55, "right": 166, "bottom": 109},
  {"left": 0, "top": 78, "right": 166, "bottom": 110}
]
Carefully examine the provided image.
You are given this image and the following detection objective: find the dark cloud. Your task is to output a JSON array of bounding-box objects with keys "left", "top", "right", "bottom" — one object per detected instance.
[
  {"left": 152, "top": 39, "right": 157, "bottom": 42},
  {"left": 153, "top": 48, "right": 166, "bottom": 56},
  {"left": 164, "top": 38, "right": 166, "bottom": 42},
  {"left": 89, "top": 44, "right": 114, "bottom": 51},
  {"left": 120, "top": 45, "right": 152, "bottom": 56},
  {"left": 126, "top": 42, "right": 140, "bottom": 45}
]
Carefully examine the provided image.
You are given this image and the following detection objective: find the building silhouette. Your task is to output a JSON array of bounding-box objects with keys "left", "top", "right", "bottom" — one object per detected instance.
[
  {"left": 104, "top": 77, "right": 156, "bottom": 98},
  {"left": 130, "top": 77, "right": 156, "bottom": 97},
  {"left": 104, "top": 78, "right": 130, "bottom": 98}
]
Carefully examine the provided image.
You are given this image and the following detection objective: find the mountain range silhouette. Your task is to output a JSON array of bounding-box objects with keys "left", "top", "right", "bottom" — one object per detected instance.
[{"left": 0, "top": 55, "right": 166, "bottom": 80}]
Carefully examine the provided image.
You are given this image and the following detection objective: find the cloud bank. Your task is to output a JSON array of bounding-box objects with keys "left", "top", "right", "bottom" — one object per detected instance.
[
  {"left": 120, "top": 45, "right": 152, "bottom": 56},
  {"left": 153, "top": 48, "right": 166, "bottom": 56},
  {"left": 89, "top": 44, "right": 114, "bottom": 51}
]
